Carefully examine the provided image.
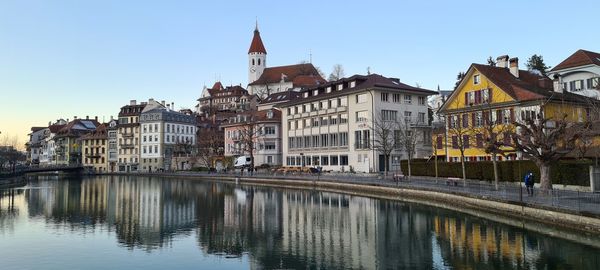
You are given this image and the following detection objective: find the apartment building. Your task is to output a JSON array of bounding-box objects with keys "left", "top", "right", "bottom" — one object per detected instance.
[
  {"left": 223, "top": 109, "right": 282, "bottom": 167},
  {"left": 117, "top": 100, "right": 145, "bottom": 172},
  {"left": 139, "top": 99, "right": 197, "bottom": 172},
  {"left": 82, "top": 124, "right": 108, "bottom": 172},
  {"left": 547, "top": 49, "right": 600, "bottom": 99},
  {"left": 107, "top": 119, "right": 118, "bottom": 172},
  {"left": 279, "top": 74, "right": 436, "bottom": 173}
]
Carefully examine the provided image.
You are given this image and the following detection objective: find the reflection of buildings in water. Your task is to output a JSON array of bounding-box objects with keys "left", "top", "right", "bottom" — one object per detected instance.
[
  {"left": 432, "top": 215, "right": 542, "bottom": 268},
  {"left": 281, "top": 191, "right": 378, "bottom": 270},
  {"left": 0, "top": 189, "right": 25, "bottom": 233},
  {"left": 111, "top": 176, "right": 197, "bottom": 249},
  {"left": 375, "top": 202, "right": 434, "bottom": 268}
]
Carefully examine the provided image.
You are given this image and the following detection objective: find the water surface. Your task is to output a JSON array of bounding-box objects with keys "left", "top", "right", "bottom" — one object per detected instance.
[{"left": 1, "top": 175, "right": 599, "bottom": 269}]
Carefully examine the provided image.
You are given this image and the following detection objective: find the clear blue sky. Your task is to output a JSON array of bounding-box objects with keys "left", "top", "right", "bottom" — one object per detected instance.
[{"left": 1, "top": 0, "right": 598, "bottom": 146}]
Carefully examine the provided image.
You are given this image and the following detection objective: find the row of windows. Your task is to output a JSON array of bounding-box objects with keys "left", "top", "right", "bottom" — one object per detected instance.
[
  {"left": 288, "top": 114, "right": 348, "bottom": 130},
  {"left": 83, "top": 139, "right": 105, "bottom": 146},
  {"left": 435, "top": 133, "right": 513, "bottom": 149},
  {"left": 448, "top": 109, "right": 513, "bottom": 128},
  {"left": 84, "top": 157, "right": 105, "bottom": 164},
  {"left": 118, "top": 157, "right": 138, "bottom": 163},
  {"left": 142, "top": 123, "right": 194, "bottom": 134},
  {"left": 288, "top": 132, "right": 349, "bottom": 149},
  {"left": 84, "top": 147, "right": 105, "bottom": 155},
  {"left": 286, "top": 97, "right": 348, "bottom": 115},
  {"left": 465, "top": 88, "right": 491, "bottom": 105},
  {"left": 380, "top": 93, "right": 426, "bottom": 105},
  {"left": 142, "top": 145, "right": 160, "bottom": 154},
  {"left": 286, "top": 155, "right": 349, "bottom": 166},
  {"left": 564, "top": 77, "right": 599, "bottom": 92}
]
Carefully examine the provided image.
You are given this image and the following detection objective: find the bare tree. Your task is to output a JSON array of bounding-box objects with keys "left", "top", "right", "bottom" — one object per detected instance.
[
  {"left": 0, "top": 134, "right": 25, "bottom": 174},
  {"left": 194, "top": 127, "right": 224, "bottom": 168},
  {"left": 512, "top": 109, "right": 580, "bottom": 191},
  {"left": 445, "top": 111, "right": 473, "bottom": 184},
  {"left": 371, "top": 112, "right": 397, "bottom": 176},
  {"left": 328, "top": 64, "right": 345, "bottom": 81},
  {"left": 236, "top": 115, "right": 262, "bottom": 173},
  {"left": 396, "top": 118, "right": 419, "bottom": 179}
]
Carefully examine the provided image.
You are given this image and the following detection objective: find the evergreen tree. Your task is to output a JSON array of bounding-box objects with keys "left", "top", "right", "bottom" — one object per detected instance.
[
  {"left": 526, "top": 54, "right": 551, "bottom": 76},
  {"left": 487, "top": 56, "right": 496, "bottom": 66}
]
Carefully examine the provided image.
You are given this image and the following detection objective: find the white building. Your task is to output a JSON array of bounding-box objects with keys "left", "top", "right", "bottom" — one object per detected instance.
[
  {"left": 140, "top": 99, "right": 197, "bottom": 172},
  {"left": 107, "top": 119, "right": 118, "bottom": 172},
  {"left": 38, "top": 119, "right": 67, "bottom": 166},
  {"left": 279, "top": 74, "right": 436, "bottom": 173},
  {"left": 547, "top": 49, "right": 600, "bottom": 99},
  {"left": 26, "top": 127, "right": 48, "bottom": 165}
]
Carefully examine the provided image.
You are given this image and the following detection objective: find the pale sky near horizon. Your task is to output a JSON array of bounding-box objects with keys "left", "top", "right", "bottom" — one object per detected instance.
[{"left": 1, "top": 0, "right": 599, "bottom": 148}]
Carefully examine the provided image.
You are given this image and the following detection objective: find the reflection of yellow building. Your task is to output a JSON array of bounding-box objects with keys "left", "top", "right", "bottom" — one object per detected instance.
[{"left": 437, "top": 56, "right": 594, "bottom": 162}]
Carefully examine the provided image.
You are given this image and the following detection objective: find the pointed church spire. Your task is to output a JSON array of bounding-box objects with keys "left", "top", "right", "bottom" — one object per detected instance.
[{"left": 248, "top": 21, "right": 267, "bottom": 54}]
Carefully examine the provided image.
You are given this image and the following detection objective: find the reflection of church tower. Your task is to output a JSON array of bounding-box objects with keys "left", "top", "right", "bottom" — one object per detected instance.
[{"left": 248, "top": 22, "right": 267, "bottom": 85}]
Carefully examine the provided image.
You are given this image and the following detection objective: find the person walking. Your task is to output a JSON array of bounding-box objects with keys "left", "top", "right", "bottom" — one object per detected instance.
[{"left": 524, "top": 172, "right": 534, "bottom": 196}]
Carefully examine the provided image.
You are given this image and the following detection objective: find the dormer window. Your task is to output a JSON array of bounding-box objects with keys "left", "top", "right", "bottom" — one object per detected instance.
[
  {"left": 313, "top": 89, "right": 319, "bottom": 96},
  {"left": 304, "top": 92, "right": 309, "bottom": 98},
  {"left": 474, "top": 75, "right": 480, "bottom": 85},
  {"left": 267, "top": 110, "right": 273, "bottom": 119},
  {"left": 326, "top": 86, "right": 332, "bottom": 93},
  {"left": 337, "top": 84, "right": 343, "bottom": 90},
  {"left": 350, "top": 81, "right": 356, "bottom": 88}
]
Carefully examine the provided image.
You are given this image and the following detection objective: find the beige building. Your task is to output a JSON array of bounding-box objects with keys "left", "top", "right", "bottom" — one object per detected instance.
[
  {"left": 82, "top": 124, "right": 108, "bottom": 172},
  {"left": 117, "top": 100, "right": 145, "bottom": 172}
]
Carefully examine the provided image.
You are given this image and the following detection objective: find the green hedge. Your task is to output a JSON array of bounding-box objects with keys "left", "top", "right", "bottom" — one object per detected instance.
[{"left": 400, "top": 159, "right": 591, "bottom": 186}]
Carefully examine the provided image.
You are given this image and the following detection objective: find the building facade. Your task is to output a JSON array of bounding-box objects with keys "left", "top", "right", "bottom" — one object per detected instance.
[
  {"left": 140, "top": 99, "right": 197, "bottom": 172},
  {"left": 279, "top": 74, "right": 435, "bottom": 173},
  {"left": 223, "top": 109, "right": 282, "bottom": 167},
  {"left": 54, "top": 117, "right": 100, "bottom": 165},
  {"left": 547, "top": 49, "right": 600, "bottom": 99},
  {"left": 107, "top": 119, "right": 118, "bottom": 172},
  {"left": 437, "top": 56, "right": 594, "bottom": 162},
  {"left": 117, "top": 100, "right": 145, "bottom": 172},
  {"left": 82, "top": 124, "right": 108, "bottom": 172}
]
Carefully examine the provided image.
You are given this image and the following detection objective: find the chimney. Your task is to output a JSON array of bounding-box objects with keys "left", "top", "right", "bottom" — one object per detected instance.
[
  {"left": 95, "top": 116, "right": 98, "bottom": 121},
  {"left": 74, "top": 116, "right": 77, "bottom": 119},
  {"left": 86, "top": 115, "right": 89, "bottom": 120},
  {"left": 167, "top": 104, "right": 170, "bottom": 110},
  {"left": 171, "top": 102, "right": 174, "bottom": 109},
  {"left": 509, "top": 57, "right": 519, "bottom": 78},
  {"left": 130, "top": 100, "right": 136, "bottom": 106},
  {"left": 497, "top": 55, "right": 509, "bottom": 68},
  {"left": 161, "top": 100, "right": 165, "bottom": 106},
  {"left": 552, "top": 74, "right": 563, "bottom": 93},
  {"left": 149, "top": 98, "right": 154, "bottom": 103}
]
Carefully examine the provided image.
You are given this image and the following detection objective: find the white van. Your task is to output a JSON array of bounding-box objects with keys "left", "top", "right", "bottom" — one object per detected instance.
[{"left": 234, "top": 156, "right": 252, "bottom": 168}]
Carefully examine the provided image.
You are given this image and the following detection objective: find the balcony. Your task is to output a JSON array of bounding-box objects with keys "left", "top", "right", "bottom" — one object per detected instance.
[
  {"left": 120, "top": 144, "right": 135, "bottom": 149},
  {"left": 121, "top": 133, "right": 134, "bottom": 138}
]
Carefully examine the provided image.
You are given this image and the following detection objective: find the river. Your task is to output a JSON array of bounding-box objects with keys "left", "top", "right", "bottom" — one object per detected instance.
[{"left": 0, "top": 175, "right": 599, "bottom": 269}]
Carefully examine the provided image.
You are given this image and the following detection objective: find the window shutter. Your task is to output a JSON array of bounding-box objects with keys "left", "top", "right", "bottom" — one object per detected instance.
[
  {"left": 465, "top": 92, "right": 469, "bottom": 105},
  {"left": 488, "top": 88, "right": 493, "bottom": 103},
  {"left": 471, "top": 113, "right": 476, "bottom": 127},
  {"left": 496, "top": 110, "right": 502, "bottom": 124}
]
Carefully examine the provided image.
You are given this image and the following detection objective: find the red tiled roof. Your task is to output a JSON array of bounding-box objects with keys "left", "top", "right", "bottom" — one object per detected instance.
[
  {"left": 211, "top": 81, "right": 224, "bottom": 91},
  {"left": 551, "top": 49, "right": 600, "bottom": 71},
  {"left": 248, "top": 28, "right": 267, "bottom": 54},
  {"left": 293, "top": 75, "right": 327, "bottom": 88},
  {"left": 82, "top": 124, "right": 108, "bottom": 140},
  {"left": 470, "top": 64, "right": 593, "bottom": 103},
  {"left": 48, "top": 124, "right": 65, "bottom": 133},
  {"left": 248, "top": 63, "right": 325, "bottom": 86}
]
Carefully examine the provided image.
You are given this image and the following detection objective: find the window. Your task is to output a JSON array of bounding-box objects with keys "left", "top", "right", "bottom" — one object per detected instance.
[
  {"left": 339, "top": 97, "right": 348, "bottom": 106},
  {"left": 356, "top": 111, "right": 368, "bottom": 122},
  {"left": 393, "top": 93, "right": 401, "bottom": 103},
  {"left": 355, "top": 130, "right": 370, "bottom": 149},
  {"left": 340, "top": 132, "right": 348, "bottom": 146},
  {"left": 476, "top": 134, "right": 484, "bottom": 148},
  {"left": 264, "top": 126, "right": 276, "bottom": 135},
  {"left": 264, "top": 143, "right": 276, "bottom": 150},
  {"left": 320, "top": 116, "right": 328, "bottom": 126},
  {"left": 321, "top": 134, "right": 328, "bottom": 147},
  {"left": 312, "top": 118, "right": 319, "bottom": 127},
  {"left": 418, "top": 96, "right": 426, "bottom": 105},
  {"left": 452, "top": 136, "right": 458, "bottom": 149},
  {"left": 381, "top": 110, "right": 398, "bottom": 121},
  {"left": 330, "top": 133, "right": 339, "bottom": 146},
  {"left": 587, "top": 77, "right": 599, "bottom": 89},
  {"left": 288, "top": 121, "right": 292, "bottom": 130},
  {"left": 340, "top": 155, "right": 349, "bottom": 166},
  {"left": 462, "top": 114, "right": 469, "bottom": 128},
  {"left": 381, "top": 92, "right": 389, "bottom": 102},
  {"left": 503, "top": 132, "right": 512, "bottom": 146},
  {"left": 404, "top": 111, "right": 412, "bottom": 122},
  {"left": 312, "top": 135, "right": 319, "bottom": 148},
  {"left": 356, "top": 93, "right": 368, "bottom": 103},
  {"left": 436, "top": 135, "right": 443, "bottom": 149},
  {"left": 462, "top": 135, "right": 470, "bottom": 148},
  {"left": 340, "top": 114, "right": 348, "bottom": 124},
  {"left": 330, "top": 155, "right": 339, "bottom": 165},
  {"left": 330, "top": 115, "right": 338, "bottom": 125},
  {"left": 404, "top": 95, "right": 412, "bottom": 104},
  {"left": 474, "top": 74, "right": 480, "bottom": 84},
  {"left": 321, "top": 156, "right": 329, "bottom": 165},
  {"left": 418, "top": 112, "right": 426, "bottom": 124}
]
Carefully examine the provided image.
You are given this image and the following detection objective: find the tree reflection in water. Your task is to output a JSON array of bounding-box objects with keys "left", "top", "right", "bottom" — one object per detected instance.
[{"left": 1, "top": 175, "right": 599, "bottom": 269}]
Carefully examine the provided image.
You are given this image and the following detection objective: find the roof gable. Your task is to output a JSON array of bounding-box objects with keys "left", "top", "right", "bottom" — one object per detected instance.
[
  {"left": 552, "top": 49, "right": 600, "bottom": 71},
  {"left": 248, "top": 28, "right": 267, "bottom": 54}
]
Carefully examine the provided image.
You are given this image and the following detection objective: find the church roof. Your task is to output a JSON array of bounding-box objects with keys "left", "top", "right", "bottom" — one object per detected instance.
[
  {"left": 248, "top": 27, "right": 267, "bottom": 54},
  {"left": 248, "top": 63, "right": 325, "bottom": 86},
  {"left": 551, "top": 49, "right": 600, "bottom": 71}
]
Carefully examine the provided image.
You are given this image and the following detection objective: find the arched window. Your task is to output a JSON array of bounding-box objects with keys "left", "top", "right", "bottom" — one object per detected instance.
[
  {"left": 252, "top": 59, "right": 255, "bottom": 65},
  {"left": 258, "top": 58, "right": 261, "bottom": 65}
]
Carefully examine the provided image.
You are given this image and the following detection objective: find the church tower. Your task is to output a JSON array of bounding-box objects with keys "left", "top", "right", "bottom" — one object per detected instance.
[{"left": 248, "top": 23, "right": 267, "bottom": 85}]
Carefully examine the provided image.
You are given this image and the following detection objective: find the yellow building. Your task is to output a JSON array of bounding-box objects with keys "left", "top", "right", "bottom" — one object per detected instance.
[
  {"left": 436, "top": 56, "right": 593, "bottom": 162},
  {"left": 82, "top": 124, "right": 108, "bottom": 172}
]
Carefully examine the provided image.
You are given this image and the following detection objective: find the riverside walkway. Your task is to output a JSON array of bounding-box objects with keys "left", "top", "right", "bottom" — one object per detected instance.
[{"left": 169, "top": 170, "right": 600, "bottom": 217}]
